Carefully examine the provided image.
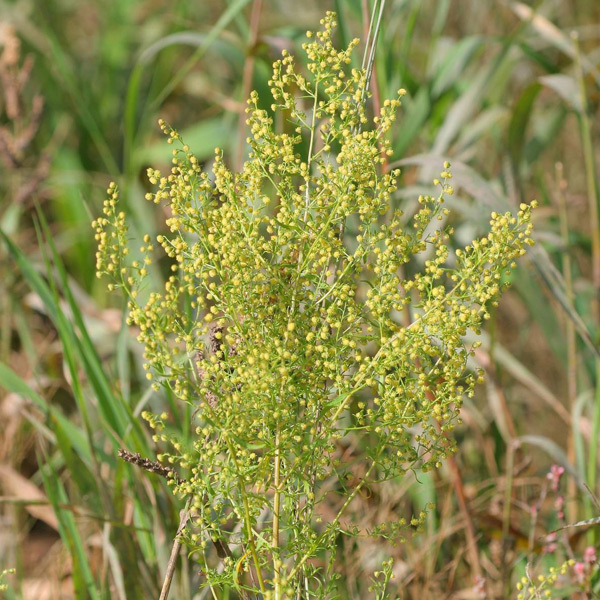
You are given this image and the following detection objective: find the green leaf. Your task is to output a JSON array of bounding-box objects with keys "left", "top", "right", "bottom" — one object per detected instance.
[
  {"left": 507, "top": 82, "right": 541, "bottom": 170},
  {"left": 539, "top": 74, "right": 583, "bottom": 113},
  {"left": 137, "top": 117, "right": 235, "bottom": 167},
  {"left": 394, "top": 87, "right": 430, "bottom": 157},
  {"left": 430, "top": 36, "right": 482, "bottom": 98}
]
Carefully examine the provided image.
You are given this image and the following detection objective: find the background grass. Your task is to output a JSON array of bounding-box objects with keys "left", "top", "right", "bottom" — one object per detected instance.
[{"left": 1, "top": 0, "right": 599, "bottom": 598}]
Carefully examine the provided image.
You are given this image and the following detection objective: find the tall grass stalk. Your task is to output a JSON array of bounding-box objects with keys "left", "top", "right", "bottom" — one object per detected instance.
[
  {"left": 573, "top": 32, "right": 600, "bottom": 539},
  {"left": 556, "top": 161, "right": 578, "bottom": 523}
]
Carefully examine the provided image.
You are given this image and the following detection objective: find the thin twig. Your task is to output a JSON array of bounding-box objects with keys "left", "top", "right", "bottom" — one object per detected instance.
[
  {"left": 361, "top": 0, "right": 387, "bottom": 172},
  {"left": 359, "top": 0, "right": 385, "bottom": 105},
  {"left": 235, "top": 0, "right": 263, "bottom": 171},
  {"left": 118, "top": 450, "right": 247, "bottom": 596},
  {"left": 118, "top": 449, "right": 182, "bottom": 483},
  {"left": 159, "top": 499, "right": 191, "bottom": 600},
  {"left": 435, "top": 420, "right": 483, "bottom": 582}
]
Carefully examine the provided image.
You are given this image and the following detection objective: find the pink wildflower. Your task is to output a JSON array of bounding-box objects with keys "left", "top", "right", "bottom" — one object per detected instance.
[
  {"left": 573, "top": 561, "right": 586, "bottom": 582},
  {"left": 473, "top": 575, "right": 486, "bottom": 599},
  {"left": 547, "top": 464, "right": 565, "bottom": 492},
  {"left": 543, "top": 532, "right": 557, "bottom": 554},
  {"left": 554, "top": 496, "right": 564, "bottom": 519},
  {"left": 584, "top": 546, "right": 597, "bottom": 564}
]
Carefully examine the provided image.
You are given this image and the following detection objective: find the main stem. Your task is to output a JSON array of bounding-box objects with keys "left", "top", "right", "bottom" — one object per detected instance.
[
  {"left": 223, "top": 435, "right": 266, "bottom": 594},
  {"left": 303, "top": 79, "right": 319, "bottom": 220},
  {"left": 273, "top": 427, "right": 283, "bottom": 599},
  {"left": 287, "top": 450, "right": 381, "bottom": 581}
]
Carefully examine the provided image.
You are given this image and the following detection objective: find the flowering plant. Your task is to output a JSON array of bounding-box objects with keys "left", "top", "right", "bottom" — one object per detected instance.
[
  {"left": 517, "top": 465, "right": 599, "bottom": 599},
  {"left": 93, "top": 12, "right": 535, "bottom": 599}
]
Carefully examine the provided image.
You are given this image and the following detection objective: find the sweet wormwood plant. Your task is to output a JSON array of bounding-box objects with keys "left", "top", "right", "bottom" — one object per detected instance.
[{"left": 93, "top": 13, "right": 535, "bottom": 599}]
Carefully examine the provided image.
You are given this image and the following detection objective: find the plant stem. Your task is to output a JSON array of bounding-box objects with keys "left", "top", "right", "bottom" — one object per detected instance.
[
  {"left": 224, "top": 435, "right": 267, "bottom": 593},
  {"left": 273, "top": 427, "right": 282, "bottom": 600},
  {"left": 304, "top": 79, "right": 320, "bottom": 220},
  {"left": 159, "top": 499, "right": 191, "bottom": 600},
  {"left": 573, "top": 32, "right": 600, "bottom": 539},
  {"left": 502, "top": 441, "right": 516, "bottom": 598},
  {"left": 287, "top": 449, "right": 381, "bottom": 581},
  {"left": 556, "top": 162, "right": 579, "bottom": 523},
  {"left": 235, "top": 0, "right": 263, "bottom": 171}
]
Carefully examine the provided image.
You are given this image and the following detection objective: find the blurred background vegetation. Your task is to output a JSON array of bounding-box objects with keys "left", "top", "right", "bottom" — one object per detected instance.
[{"left": 0, "top": 0, "right": 599, "bottom": 598}]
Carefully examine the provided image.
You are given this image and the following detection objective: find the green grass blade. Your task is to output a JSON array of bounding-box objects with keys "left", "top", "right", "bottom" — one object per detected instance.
[
  {"left": 34, "top": 27, "right": 118, "bottom": 175},
  {"left": 150, "top": 0, "right": 252, "bottom": 109},
  {"left": 123, "top": 0, "right": 251, "bottom": 166},
  {"left": 36, "top": 213, "right": 151, "bottom": 452},
  {"left": 394, "top": 87, "right": 430, "bottom": 157},
  {"left": 430, "top": 36, "right": 482, "bottom": 98},
  {"left": 39, "top": 456, "right": 102, "bottom": 600},
  {"left": 508, "top": 82, "right": 541, "bottom": 175},
  {"left": 0, "top": 362, "right": 93, "bottom": 462},
  {"left": 0, "top": 228, "right": 102, "bottom": 444},
  {"left": 52, "top": 416, "right": 104, "bottom": 515}
]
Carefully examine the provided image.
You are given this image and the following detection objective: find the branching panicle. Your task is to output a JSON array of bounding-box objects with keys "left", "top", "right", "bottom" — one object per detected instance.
[{"left": 93, "top": 11, "right": 535, "bottom": 598}]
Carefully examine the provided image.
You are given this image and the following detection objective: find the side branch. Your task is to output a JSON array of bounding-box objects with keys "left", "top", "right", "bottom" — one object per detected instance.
[{"left": 118, "top": 449, "right": 182, "bottom": 483}]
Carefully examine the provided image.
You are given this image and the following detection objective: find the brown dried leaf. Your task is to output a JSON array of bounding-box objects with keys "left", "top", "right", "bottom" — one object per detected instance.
[{"left": 0, "top": 464, "right": 59, "bottom": 530}]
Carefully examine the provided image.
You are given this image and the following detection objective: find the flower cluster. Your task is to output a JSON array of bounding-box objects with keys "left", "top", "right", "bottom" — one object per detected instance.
[
  {"left": 94, "top": 12, "right": 535, "bottom": 597},
  {"left": 516, "top": 561, "right": 574, "bottom": 600},
  {"left": 547, "top": 464, "right": 564, "bottom": 492},
  {"left": 0, "top": 568, "right": 14, "bottom": 592},
  {"left": 516, "top": 551, "right": 599, "bottom": 599},
  {"left": 521, "top": 464, "right": 599, "bottom": 598}
]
